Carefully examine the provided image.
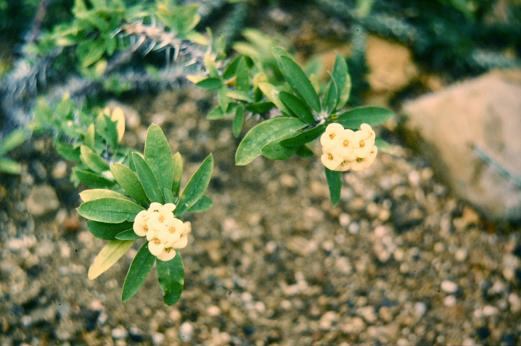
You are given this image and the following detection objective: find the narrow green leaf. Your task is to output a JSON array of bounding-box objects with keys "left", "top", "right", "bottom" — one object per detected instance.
[
  {"left": 156, "top": 253, "right": 184, "bottom": 305},
  {"left": 172, "top": 153, "right": 183, "bottom": 196},
  {"left": 331, "top": 55, "right": 351, "bottom": 108},
  {"left": 336, "top": 106, "right": 394, "bottom": 129},
  {"left": 235, "top": 117, "right": 306, "bottom": 166},
  {"left": 88, "top": 240, "right": 133, "bottom": 280},
  {"left": 73, "top": 168, "right": 114, "bottom": 188},
  {"left": 277, "top": 55, "right": 321, "bottom": 112},
  {"left": 111, "top": 163, "right": 149, "bottom": 206},
  {"left": 279, "top": 92, "right": 315, "bottom": 125},
  {"left": 87, "top": 221, "right": 133, "bottom": 240},
  {"left": 187, "top": 195, "right": 213, "bottom": 213},
  {"left": 176, "top": 154, "right": 213, "bottom": 217},
  {"left": 0, "top": 158, "right": 21, "bottom": 175},
  {"left": 196, "top": 77, "right": 222, "bottom": 90},
  {"left": 79, "top": 189, "right": 130, "bottom": 202},
  {"left": 235, "top": 57, "right": 250, "bottom": 92},
  {"left": 223, "top": 56, "right": 242, "bottom": 79},
  {"left": 55, "top": 141, "right": 80, "bottom": 162},
  {"left": 80, "top": 145, "right": 109, "bottom": 173},
  {"left": 325, "top": 168, "right": 342, "bottom": 206},
  {"left": 323, "top": 77, "right": 339, "bottom": 114},
  {"left": 121, "top": 242, "right": 155, "bottom": 301},
  {"left": 262, "top": 141, "right": 296, "bottom": 160},
  {"left": 131, "top": 153, "right": 163, "bottom": 203},
  {"left": 280, "top": 124, "right": 326, "bottom": 148},
  {"left": 232, "top": 105, "right": 245, "bottom": 138},
  {"left": 226, "top": 90, "right": 252, "bottom": 102},
  {"left": 115, "top": 229, "right": 140, "bottom": 240},
  {"left": 144, "top": 124, "right": 174, "bottom": 196},
  {"left": 0, "top": 129, "right": 27, "bottom": 155},
  {"left": 78, "top": 197, "right": 144, "bottom": 223}
]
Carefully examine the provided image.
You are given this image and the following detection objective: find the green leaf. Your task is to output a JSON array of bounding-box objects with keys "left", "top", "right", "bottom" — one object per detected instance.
[
  {"left": 280, "top": 124, "right": 326, "bottom": 148},
  {"left": 187, "top": 195, "right": 213, "bottom": 213},
  {"left": 335, "top": 106, "right": 394, "bottom": 129},
  {"left": 144, "top": 124, "right": 174, "bottom": 197},
  {"left": 172, "top": 153, "right": 183, "bottom": 196},
  {"left": 235, "top": 57, "right": 250, "bottom": 92},
  {"left": 115, "top": 229, "right": 140, "bottom": 240},
  {"left": 80, "top": 145, "right": 109, "bottom": 173},
  {"left": 87, "top": 221, "right": 133, "bottom": 240},
  {"left": 111, "top": 163, "right": 149, "bottom": 206},
  {"left": 73, "top": 168, "right": 114, "bottom": 188},
  {"left": 223, "top": 56, "right": 241, "bottom": 79},
  {"left": 262, "top": 141, "right": 296, "bottom": 160},
  {"left": 325, "top": 168, "right": 342, "bottom": 206},
  {"left": 156, "top": 253, "right": 184, "bottom": 305},
  {"left": 121, "top": 242, "right": 155, "bottom": 301},
  {"left": 279, "top": 92, "right": 315, "bottom": 125},
  {"left": 331, "top": 55, "right": 351, "bottom": 108},
  {"left": 79, "top": 188, "right": 130, "bottom": 202},
  {"left": 176, "top": 154, "right": 213, "bottom": 217},
  {"left": 78, "top": 197, "right": 144, "bottom": 223},
  {"left": 232, "top": 105, "right": 245, "bottom": 138},
  {"left": 323, "top": 77, "right": 339, "bottom": 114},
  {"left": 226, "top": 90, "right": 252, "bottom": 102},
  {"left": 131, "top": 152, "right": 163, "bottom": 203},
  {"left": 78, "top": 39, "right": 105, "bottom": 67},
  {"left": 296, "top": 145, "right": 314, "bottom": 157},
  {"left": 0, "top": 158, "right": 21, "bottom": 175},
  {"left": 196, "top": 78, "right": 222, "bottom": 90},
  {"left": 55, "top": 141, "right": 80, "bottom": 162},
  {"left": 277, "top": 54, "right": 321, "bottom": 112},
  {"left": 235, "top": 117, "right": 306, "bottom": 166},
  {"left": 88, "top": 240, "right": 133, "bottom": 280},
  {"left": 0, "top": 129, "right": 27, "bottom": 155},
  {"left": 258, "top": 83, "right": 285, "bottom": 111}
]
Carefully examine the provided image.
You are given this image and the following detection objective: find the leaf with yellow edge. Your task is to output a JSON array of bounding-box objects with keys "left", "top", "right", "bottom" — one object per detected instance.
[
  {"left": 88, "top": 240, "right": 134, "bottom": 280},
  {"left": 79, "top": 189, "right": 130, "bottom": 202},
  {"left": 258, "top": 82, "right": 286, "bottom": 112},
  {"left": 110, "top": 107, "right": 126, "bottom": 143}
]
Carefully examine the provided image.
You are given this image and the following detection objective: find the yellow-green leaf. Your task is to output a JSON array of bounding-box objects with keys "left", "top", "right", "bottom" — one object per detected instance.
[{"left": 88, "top": 240, "right": 134, "bottom": 280}]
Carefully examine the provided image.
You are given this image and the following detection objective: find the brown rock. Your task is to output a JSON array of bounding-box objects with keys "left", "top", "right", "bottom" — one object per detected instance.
[{"left": 402, "top": 70, "right": 521, "bottom": 221}]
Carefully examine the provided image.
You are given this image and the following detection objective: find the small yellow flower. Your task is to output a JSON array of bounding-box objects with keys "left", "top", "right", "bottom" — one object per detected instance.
[
  {"left": 148, "top": 238, "right": 165, "bottom": 256},
  {"left": 320, "top": 149, "right": 342, "bottom": 171},
  {"left": 156, "top": 247, "right": 177, "bottom": 262},
  {"left": 133, "top": 210, "right": 149, "bottom": 237},
  {"left": 320, "top": 123, "right": 344, "bottom": 149}
]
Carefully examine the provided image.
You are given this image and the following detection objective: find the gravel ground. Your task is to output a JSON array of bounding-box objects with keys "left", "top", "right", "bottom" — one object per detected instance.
[{"left": 1, "top": 88, "right": 520, "bottom": 346}]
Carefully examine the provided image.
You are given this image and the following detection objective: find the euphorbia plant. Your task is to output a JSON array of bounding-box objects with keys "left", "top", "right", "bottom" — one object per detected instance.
[{"left": 77, "top": 124, "right": 213, "bottom": 304}]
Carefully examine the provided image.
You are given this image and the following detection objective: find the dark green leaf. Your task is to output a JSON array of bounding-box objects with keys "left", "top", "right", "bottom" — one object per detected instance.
[
  {"left": 196, "top": 78, "right": 222, "bottom": 90},
  {"left": 235, "top": 57, "right": 249, "bottom": 92},
  {"left": 323, "top": 77, "right": 339, "bottom": 114},
  {"left": 331, "top": 55, "right": 351, "bottom": 108},
  {"left": 187, "top": 195, "right": 213, "bottom": 213},
  {"left": 277, "top": 55, "right": 321, "bottom": 112},
  {"left": 172, "top": 153, "right": 183, "bottom": 196},
  {"left": 55, "top": 141, "right": 80, "bottom": 162},
  {"left": 115, "top": 229, "right": 140, "bottom": 240},
  {"left": 261, "top": 141, "right": 296, "bottom": 160},
  {"left": 0, "top": 129, "right": 27, "bottom": 155},
  {"left": 279, "top": 92, "right": 315, "bottom": 125},
  {"left": 131, "top": 152, "right": 163, "bottom": 203},
  {"left": 235, "top": 117, "right": 306, "bottom": 165},
  {"left": 78, "top": 197, "right": 144, "bottom": 223},
  {"left": 87, "top": 221, "right": 133, "bottom": 240},
  {"left": 336, "top": 106, "right": 394, "bottom": 129},
  {"left": 144, "top": 124, "right": 174, "bottom": 197},
  {"left": 111, "top": 163, "right": 149, "bottom": 206},
  {"left": 156, "top": 253, "right": 184, "bottom": 305},
  {"left": 232, "top": 105, "right": 245, "bottom": 138},
  {"left": 325, "top": 168, "right": 342, "bottom": 206},
  {"left": 176, "top": 154, "right": 213, "bottom": 217},
  {"left": 121, "top": 242, "right": 155, "bottom": 301},
  {"left": 296, "top": 145, "right": 314, "bottom": 157},
  {"left": 73, "top": 168, "right": 114, "bottom": 188},
  {"left": 223, "top": 56, "right": 241, "bottom": 79},
  {"left": 280, "top": 124, "right": 326, "bottom": 148}
]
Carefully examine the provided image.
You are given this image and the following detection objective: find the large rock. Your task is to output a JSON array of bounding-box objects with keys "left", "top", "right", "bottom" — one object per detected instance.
[{"left": 401, "top": 70, "right": 521, "bottom": 221}]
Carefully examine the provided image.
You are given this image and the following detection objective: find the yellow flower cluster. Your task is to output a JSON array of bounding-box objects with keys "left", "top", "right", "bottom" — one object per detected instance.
[
  {"left": 133, "top": 203, "right": 191, "bottom": 261},
  {"left": 320, "top": 123, "right": 378, "bottom": 172}
]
